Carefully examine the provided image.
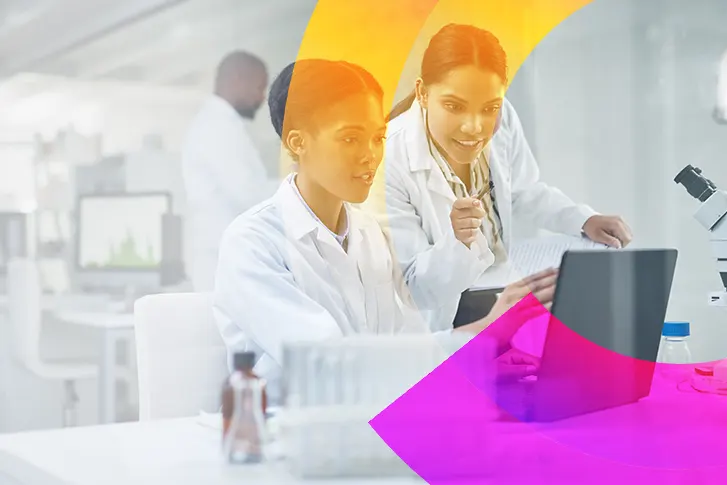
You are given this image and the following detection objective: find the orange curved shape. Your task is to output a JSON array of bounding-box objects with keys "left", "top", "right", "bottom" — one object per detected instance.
[{"left": 296, "top": 0, "right": 595, "bottom": 111}]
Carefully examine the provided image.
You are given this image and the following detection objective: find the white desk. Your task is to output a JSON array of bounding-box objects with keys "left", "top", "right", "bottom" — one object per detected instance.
[
  {"left": 1, "top": 384, "right": 726, "bottom": 485},
  {"left": 54, "top": 311, "right": 135, "bottom": 425},
  {"left": 0, "top": 417, "right": 421, "bottom": 485}
]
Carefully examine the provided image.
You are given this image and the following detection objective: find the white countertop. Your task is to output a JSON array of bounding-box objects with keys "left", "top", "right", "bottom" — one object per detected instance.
[
  {"left": 0, "top": 417, "right": 423, "bottom": 485},
  {"left": 1, "top": 377, "right": 727, "bottom": 485}
]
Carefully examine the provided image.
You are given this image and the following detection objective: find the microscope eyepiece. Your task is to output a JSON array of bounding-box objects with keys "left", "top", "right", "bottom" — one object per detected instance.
[{"left": 674, "top": 164, "right": 717, "bottom": 202}]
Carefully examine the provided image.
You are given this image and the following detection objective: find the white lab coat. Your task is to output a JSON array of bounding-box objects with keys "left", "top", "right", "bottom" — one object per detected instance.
[
  {"left": 181, "top": 95, "right": 280, "bottom": 292},
  {"left": 213, "top": 175, "right": 450, "bottom": 403},
  {"left": 367, "top": 98, "right": 597, "bottom": 331}
]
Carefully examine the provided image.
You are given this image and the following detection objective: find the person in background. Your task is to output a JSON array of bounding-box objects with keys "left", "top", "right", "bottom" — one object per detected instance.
[
  {"left": 368, "top": 24, "right": 633, "bottom": 332},
  {"left": 182, "top": 50, "right": 280, "bottom": 292},
  {"left": 213, "top": 58, "right": 558, "bottom": 404}
]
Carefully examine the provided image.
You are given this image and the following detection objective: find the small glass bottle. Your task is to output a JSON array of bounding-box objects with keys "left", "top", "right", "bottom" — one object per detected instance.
[
  {"left": 656, "top": 321, "right": 693, "bottom": 381},
  {"left": 224, "top": 374, "right": 267, "bottom": 464},
  {"left": 221, "top": 352, "right": 267, "bottom": 464},
  {"left": 222, "top": 352, "right": 267, "bottom": 439}
]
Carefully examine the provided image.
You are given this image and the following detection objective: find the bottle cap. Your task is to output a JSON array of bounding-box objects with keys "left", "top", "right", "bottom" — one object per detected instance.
[
  {"left": 233, "top": 351, "right": 256, "bottom": 371},
  {"left": 662, "top": 321, "right": 690, "bottom": 337}
]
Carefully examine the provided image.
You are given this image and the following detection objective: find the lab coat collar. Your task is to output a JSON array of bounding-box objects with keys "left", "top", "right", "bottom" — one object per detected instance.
[
  {"left": 401, "top": 99, "right": 434, "bottom": 173},
  {"left": 277, "top": 174, "right": 363, "bottom": 247},
  {"left": 204, "top": 94, "right": 259, "bottom": 129},
  {"left": 206, "top": 94, "right": 240, "bottom": 119}
]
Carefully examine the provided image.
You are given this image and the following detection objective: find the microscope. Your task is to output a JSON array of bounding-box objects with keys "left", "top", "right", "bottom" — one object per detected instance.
[
  {"left": 674, "top": 164, "right": 727, "bottom": 307},
  {"left": 674, "top": 165, "right": 727, "bottom": 391}
]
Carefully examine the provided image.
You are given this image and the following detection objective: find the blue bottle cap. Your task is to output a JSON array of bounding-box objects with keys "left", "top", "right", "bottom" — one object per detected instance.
[{"left": 662, "top": 321, "right": 690, "bottom": 337}]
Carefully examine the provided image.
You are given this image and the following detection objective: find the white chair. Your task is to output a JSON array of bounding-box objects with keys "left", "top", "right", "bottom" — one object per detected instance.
[
  {"left": 133, "top": 292, "right": 229, "bottom": 421},
  {"left": 7, "top": 258, "right": 97, "bottom": 427}
]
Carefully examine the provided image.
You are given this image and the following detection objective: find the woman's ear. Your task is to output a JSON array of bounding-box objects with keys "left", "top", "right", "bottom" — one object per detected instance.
[
  {"left": 285, "top": 130, "right": 305, "bottom": 159},
  {"left": 415, "top": 78, "right": 428, "bottom": 109}
]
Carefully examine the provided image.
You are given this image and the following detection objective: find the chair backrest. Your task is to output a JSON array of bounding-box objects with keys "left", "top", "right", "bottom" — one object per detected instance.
[
  {"left": 6, "top": 258, "right": 42, "bottom": 370},
  {"left": 133, "top": 292, "right": 228, "bottom": 421}
]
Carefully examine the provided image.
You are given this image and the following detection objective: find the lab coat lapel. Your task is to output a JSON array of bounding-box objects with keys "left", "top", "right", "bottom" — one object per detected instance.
[
  {"left": 405, "top": 101, "right": 458, "bottom": 204},
  {"left": 316, "top": 209, "right": 367, "bottom": 333},
  {"left": 426, "top": 163, "right": 457, "bottom": 204},
  {"left": 346, "top": 213, "right": 389, "bottom": 335},
  {"left": 277, "top": 178, "right": 360, "bottom": 330},
  {"left": 425, "top": 165, "right": 458, "bottom": 241}
]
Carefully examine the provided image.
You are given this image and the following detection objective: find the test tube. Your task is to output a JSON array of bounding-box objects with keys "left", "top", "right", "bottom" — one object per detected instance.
[
  {"left": 282, "top": 344, "right": 302, "bottom": 408},
  {"left": 306, "top": 348, "right": 319, "bottom": 408},
  {"left": 342, "top": 345, "right": 357, "bottom": 405},
  {"left": 324, "top": 351, "right": 339, "bottom": 406}
]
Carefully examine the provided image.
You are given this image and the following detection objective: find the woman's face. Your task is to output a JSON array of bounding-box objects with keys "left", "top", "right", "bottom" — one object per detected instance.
[
  {"left": 417, "top": 65, "right": 505, "bottom": 166},
  {"left": 290, "top": 92, "right": 386, "bottom": 204}
]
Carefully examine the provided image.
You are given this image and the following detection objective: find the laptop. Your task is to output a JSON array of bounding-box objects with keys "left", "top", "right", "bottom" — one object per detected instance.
[{"left": 496, "top": 248, "right": 678, "bottom": 422}]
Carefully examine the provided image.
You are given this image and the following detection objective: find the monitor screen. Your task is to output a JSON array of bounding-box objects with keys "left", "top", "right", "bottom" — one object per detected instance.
[{"left": 77, "top": 193, "right": 171, "bottom": 271}]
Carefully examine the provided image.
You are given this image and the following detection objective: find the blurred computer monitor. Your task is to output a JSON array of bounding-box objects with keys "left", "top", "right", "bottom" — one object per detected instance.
[{"left": 74, "top": 192, "right": 172, "bottom": 294}]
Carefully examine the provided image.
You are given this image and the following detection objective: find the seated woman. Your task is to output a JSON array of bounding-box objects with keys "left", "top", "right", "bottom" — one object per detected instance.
[{"left": 212, "top": 58, "right": 556, "bottom": 403}]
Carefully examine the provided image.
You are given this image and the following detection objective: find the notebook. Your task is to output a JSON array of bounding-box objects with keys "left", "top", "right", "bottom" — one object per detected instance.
[{"left": 471, "top": 234, "right": 614, "bottom": 291}]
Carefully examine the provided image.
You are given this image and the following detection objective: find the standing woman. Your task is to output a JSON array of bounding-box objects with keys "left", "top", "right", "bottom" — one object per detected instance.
[{"left": 372, "top": 23, "right": 632, "bottom": 331}]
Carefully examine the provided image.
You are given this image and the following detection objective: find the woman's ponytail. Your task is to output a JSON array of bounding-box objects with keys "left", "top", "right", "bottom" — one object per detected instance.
[{"left": 386, "top": 90, "right": 417, "bottom": 122}]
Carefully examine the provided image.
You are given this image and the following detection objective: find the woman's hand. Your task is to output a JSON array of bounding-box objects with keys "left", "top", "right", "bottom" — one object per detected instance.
[
  {"left": 450, "top": 197, "right": 486, "bottom": 247},
  {"left": 454, "top": 268, "right": 558, "bottom": 342},
  {"left": 582, "top": 215, "right": 633, "bottom": 248},
  {"left": 495, "top": 348, "right": 540, "bottom": 382},
  {"left": 487, "top": 267, "right": 558, "bottom": 323}
]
